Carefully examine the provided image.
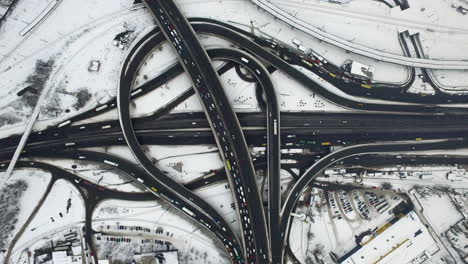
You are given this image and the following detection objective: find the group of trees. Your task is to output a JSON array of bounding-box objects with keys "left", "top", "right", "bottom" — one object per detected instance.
[{"left": 0, "top": 180, "right": 28, "bottom": 250}]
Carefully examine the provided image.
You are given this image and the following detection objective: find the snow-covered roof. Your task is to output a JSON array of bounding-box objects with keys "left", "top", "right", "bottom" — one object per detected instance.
[
  {"left": 340, "top": 211, "right": 439, "bottom": 264},
  {"left": 52, "top": 251, "right": 70, "bottom": 264},
  {"left": 350, "top": 61, "right": 374, "bottom": 79},
  {"left": 51, "top": 251, "right": 82, "bottom": 264},
  {"left": 52, "top": 251, "right": 67, "bottom": 261}
]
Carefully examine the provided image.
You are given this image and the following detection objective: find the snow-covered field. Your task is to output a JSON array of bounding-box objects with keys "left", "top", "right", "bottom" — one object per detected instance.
[
  {"left": 154, "top": 146, "right": 223, "bottom": 184},
  {"left": 289, "top": 187, "right": 407, "bottom": 263},
  {"left": 93, "top": 199, "right": 231, "bottom": 264},
  {"left": 0, "top": 168, "right": 51, "bottom": 263},
  {"left": 8, "top": 179, "right": 85, "bottom": 263},
  {"left": 411, "top": 188, "right": 464, "bottom": 235},
  {"left": 33, "top": 156, "right": 144, "bottom": 192},
  {"left": 0, "top": 0, "right": 154, "bottom": 135},
  {"left": 410, "top": 187, "right": 465, "bottom": 263}
]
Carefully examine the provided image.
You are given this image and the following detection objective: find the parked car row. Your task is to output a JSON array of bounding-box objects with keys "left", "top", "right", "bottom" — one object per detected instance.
[{"left": 352, "top": 191, "right": 370, "bottom": 219}]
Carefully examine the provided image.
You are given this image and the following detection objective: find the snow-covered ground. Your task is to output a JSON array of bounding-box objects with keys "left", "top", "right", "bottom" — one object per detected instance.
[
  {"left": 178, "top": 0, "right": 410, "bottom": 83},
  {"left": 289, "top": 187, "right": 407, "bottom": 263},
  {"left": 33, "top": 156, "right": 144, "bottom": 193},
  {"left": 153, "top": 146, "right": 223, "bottom": 184},
  {"left": 8, "top": 179, "right": 85, "bottom": 263},
  {"left": 288, "top": 158, "right": 468, "bottom": 263},
  {"left": 270, "top": 0, "right": 468, "bottom": 88},
  {"left": 93, "top": 199, "right": 231, "bottom": 264},
  {"left": 320, "top": 163, "right": 468, "bottom": 192},
  {"left": 193, "top": 182, "right": 240, "bottom": 234},
  {"left": 410, "top": 187, "right": 465, "bottom": 263},
  {"left": 431, "top": 69, "right": 468, "bottom": 88},
  {"left": 0, "top": 0, "right": 154, "bottom": 135},
  {"left": 0, "top": 168, "right": 51, "bottom": 263},
  {"left": 0, "top": 0, "right": 14, "bottom": 18},
  {"left": 411, "top": 188, "right": 464, "bottom": 235}
]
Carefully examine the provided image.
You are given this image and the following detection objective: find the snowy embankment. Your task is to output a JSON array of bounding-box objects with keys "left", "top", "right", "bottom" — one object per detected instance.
[{"left": 0, "top": 169, "right": 51, "bottom": 263}]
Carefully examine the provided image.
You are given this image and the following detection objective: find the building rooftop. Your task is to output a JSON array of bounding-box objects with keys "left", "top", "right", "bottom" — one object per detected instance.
[
  {"left": 51, "top": 251, "right": 82, "bottom": 264},
  {"left": 350, "top": 61, "right": 375, "bottom": 80},
  {"left": 340, "top": 211, "right": 439, "bottom": 264}
]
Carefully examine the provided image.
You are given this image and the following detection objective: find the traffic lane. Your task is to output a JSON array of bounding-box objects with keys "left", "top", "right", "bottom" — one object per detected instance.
[
  {"left": 187, "top": 54, "right": 267, "bottom": 262},
  {"left": 189, "top": 18, "right": 468, "bottom": 105},
  {"left": 7, "top": 111, "right": 468, "bottom": 148},
  {"left": 30, "top": 19, "right": 468, "bottom": 132},
  {"left": 3, "top": 126, "right": 468, "bottom": 161},
  {"left": 123, "top": 10, "right": 260, "bottom": 260},
  {"left": 206, "top": 48, "right": 281, "bottom": 263},
  {"left": 340, "top": 153, "right": 468, "bottom": 167},
  {"left": 17, "top": 122, "right": 443, "bottom": 154},
  {"left": 117, "top": 9, "right": 244, "bottom": 262},
  {"left": 12, "top": 109, "right": 464, "bottom": 147},
  {"left": 118, "top": 18, "right": 238, "bottom": 235},
  {"left": 190, "top": 22, "right": 468, "bottom": 115},
  {"left": 32, "top": 149, "right": 243, "bottom": 259},
  {"left": 151, "top": 3, "right": 268, "bottom": 262}
]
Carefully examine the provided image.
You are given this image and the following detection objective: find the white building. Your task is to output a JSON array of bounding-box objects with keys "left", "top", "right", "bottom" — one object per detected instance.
[
  {"left": 340, "top": 211, "right": 439, "bottom": 264},
  {"left": 349, "top": 61, "right": 375, "bottom": 81},
  {"left": 52, "top": 251, "right": 82, "bottom": 264}
]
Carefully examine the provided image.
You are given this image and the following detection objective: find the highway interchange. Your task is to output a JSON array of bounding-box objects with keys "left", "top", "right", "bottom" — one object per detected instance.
[{"left": 2, "top": 0, "right": 468, "bottom": 263}]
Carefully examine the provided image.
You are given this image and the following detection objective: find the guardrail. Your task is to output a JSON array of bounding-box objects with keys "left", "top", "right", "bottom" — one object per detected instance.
[{"left": 251, "top": 0, "right": 468, "bottom": 69}]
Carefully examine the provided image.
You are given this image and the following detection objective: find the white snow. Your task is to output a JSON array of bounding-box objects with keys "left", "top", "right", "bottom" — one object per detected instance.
[
  {"left": 93, "top": 199, "right": 231, "bottom": 264},
  {"left": 32, "top": 156, "right": 144, "bottom": 193},
  {"left": 0, "top": 0, "right": 155, "bottom": 135},
  {"left": 410, "top": 188, "right": 464, "bottom": 235},
  {"left": 193, "top": 182, "right": 240, "bottom": 234},
  {"left": 155, "top": 149, "right": 223, "bottom": 184},
  {"left": 341, "top": 211, "right": 439, "bottom": 264},
  {"left": 289, "top": 188, "right": 407, "bottom": 263},
  {"left": 9, "top": 179, "right": 85, "bottom": 263},
  {"left": 0, "top": 168, "right": 51, "bottom": 263}
]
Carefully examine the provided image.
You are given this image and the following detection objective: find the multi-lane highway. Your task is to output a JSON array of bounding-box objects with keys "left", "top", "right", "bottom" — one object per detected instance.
[
  {"left": 138, "top": 1, "right": 271, "bottom": 262},
  {"left": 207, "top": 48, "right": 281, "bottom": 263},
  {"left": 114, "top": 8, "right": 248, "bottom": 262},
  {"left": 4, "top": 112, "right": 468, "bottom": 164}
]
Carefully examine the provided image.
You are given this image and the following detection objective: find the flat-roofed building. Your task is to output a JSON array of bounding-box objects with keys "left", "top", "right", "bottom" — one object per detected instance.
[
  {"left": 349, "top": 61, "right": 374, "bottom": 81},
  {"left": 339, "top": 211, "right": 439, "bottom": 264}
]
